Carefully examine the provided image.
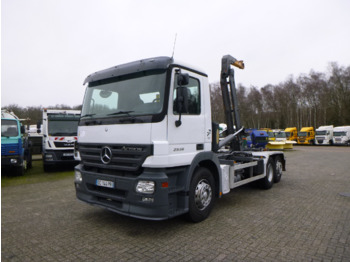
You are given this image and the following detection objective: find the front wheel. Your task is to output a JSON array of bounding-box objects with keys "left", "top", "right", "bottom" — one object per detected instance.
[{"left": 187, "top": 167, "right": 215, "bottom": 222}]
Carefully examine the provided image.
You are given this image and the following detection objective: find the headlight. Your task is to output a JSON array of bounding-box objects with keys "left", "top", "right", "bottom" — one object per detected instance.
[
  {"left": 75, "top": 170, "right": 82, "bottom": 183},
  {"left": 136, "top": 181, "right": 155, "bottom": 194}
]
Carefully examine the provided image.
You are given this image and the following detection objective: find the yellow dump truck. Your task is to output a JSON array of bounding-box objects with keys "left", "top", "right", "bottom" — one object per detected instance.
[{"left": 297, "top": 127, "right": 315, "bottom": 145}]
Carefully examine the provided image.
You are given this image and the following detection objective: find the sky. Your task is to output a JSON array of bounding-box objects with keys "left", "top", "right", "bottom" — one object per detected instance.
[{"left": 2, "top": 0, "right": 350, "bottom": 108}]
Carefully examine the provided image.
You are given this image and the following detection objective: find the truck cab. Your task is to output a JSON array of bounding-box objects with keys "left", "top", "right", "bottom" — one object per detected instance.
[
  {"left": 297, "top": 127, "right": 315, "bottom": 145},
  {"left": 285, "top": 127, "right": 298, "bottom": 142},
  {"left": 245, "top": 129, "right": 268, "bottom": 149},
  {"left": 41, "top": 109, "right": 80, "bottom": 171},
  {"left": 315, "top": 125, "right": 334, "bottom": 145},
  {"left": 332, "top": 126, "right": 350, "bottom": 145},
  {"left": 1, "top": 110, "right": 32, "bottom": 175}
]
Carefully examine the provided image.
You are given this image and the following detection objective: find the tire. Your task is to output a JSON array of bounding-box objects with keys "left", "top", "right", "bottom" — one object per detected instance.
[
  {"left": 258, "top": 158, "right": 274, "bottom": 189},
  {"left": 15, "top": 162, "right": 25, "bottom": 176},
  {"left": 43, "top": 163, "right": 52, "bottom": 172},
  {"left": 26, "top": 150, "right": 33, "bottom": 169},
  {"left": 15, "top": 167, "right": 24, "bottom": 176},
  {"left": 187, "top": 167, "right": 216, "bottom": 222},
  {"left": 274, "top": 156, "right": 283, "bottom": 183}
]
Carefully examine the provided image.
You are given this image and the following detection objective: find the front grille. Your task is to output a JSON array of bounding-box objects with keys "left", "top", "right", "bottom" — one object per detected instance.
[
  {"left": 54, "top": 141, "right": 74, "bottom": 148},
  {"left": 86, "top": 184, "right": 126, "bottom": 198},
  {"left": 79, "top": 143, "right": 153, "bottom": 174},
  {"left": 1, "top": 143, "right": 19, "bottom": 156}
]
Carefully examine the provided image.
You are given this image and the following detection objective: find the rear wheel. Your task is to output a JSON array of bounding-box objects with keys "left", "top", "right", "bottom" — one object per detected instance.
[
  {"left": 274, "top": 156, "right": 283, "bottom": 183},
  {"left": 258, "top": 158, "right": 274, "bottom": 189},
  {"left": 187, "top": 167, "right": 215, "bottom": 222}
]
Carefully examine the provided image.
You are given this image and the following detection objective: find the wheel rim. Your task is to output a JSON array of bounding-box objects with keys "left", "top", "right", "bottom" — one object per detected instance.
[
  {"left": 195, "top": 179, "right": 212, "bottom": 210},
  {"left": 276, "top": 160, "right": 282, "bottom": 177}
]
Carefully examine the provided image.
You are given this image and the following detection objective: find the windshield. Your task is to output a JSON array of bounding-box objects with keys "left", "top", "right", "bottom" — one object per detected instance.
[
  {"left": 275, "top": 132, "right": 286, "bottom": 138},
  {"left": 285, "top": 132, "right": 291, "bottom": 138},
  {"left": 316, "top": 130, "right": 327, "bottom": 135},
  {"left": 81, "top": 70, "right": 167, "bottom": 120},
  {"left": 268, "top": 132, "right": 274, "bottom": 138},
  {"left": 1, "top": 119, "right": 19, "bottom": 137},
  {"left": 256, "top": 137, "right": 267, "bottom": 143},
  {"left": 48, "top": 115, "right": 80, "bottom": 136},
  {"left": 333, "top": 131, "right": 347, "bottom": 137},
  {"left": 298, "top": 132, "right": 307, "bottom": 137}
]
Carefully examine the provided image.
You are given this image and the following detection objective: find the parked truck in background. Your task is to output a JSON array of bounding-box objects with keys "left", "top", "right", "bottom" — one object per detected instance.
[
  {"left": 245, "top": 129, "right": 269, "bottom": 149},
  {"left": 332, "top": 126, "right": 350, "bottom": 146},
  {"left": 27, "top": 124, "right": 43, "bottom": 154},
  {"left": 40, "top": 109, "right": 80, "bottom": 171},
  {"left": 74, "top": 55, "right": 286, "bottom": 222},
  {"left": 315, "top": 125, "right": 334, "bottom": 145},
  {"left": 1, "top": 110, "right": 32, "bottom": 175},
  {"left": 297, "top": 127, "right": 315, "bottom": 145},
  {"left": 285, "top": 127, "right": 298, "bottom": 142}
]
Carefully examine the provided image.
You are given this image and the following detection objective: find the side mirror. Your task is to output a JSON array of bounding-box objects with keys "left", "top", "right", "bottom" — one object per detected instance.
[
  {"left": 176, "top": 86, "right": 189, "bottom": 114},
  {"left": 20, "top": 125, "right": 25, "bottom": 135},
  {"left": 174, "top": 72, "right": 189, "bottom": 127},
  {"left": 37, "top": 121, "right": 42, "bottom": 134},
  {"left": 177, "top": 73, "right": 189, "bottom": 86}
]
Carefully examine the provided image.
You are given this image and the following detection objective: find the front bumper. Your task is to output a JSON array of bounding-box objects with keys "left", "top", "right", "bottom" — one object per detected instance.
[
  {"left": 1, "top": 155, "right": 23, "bottom": 167},
  {"left": 43, "top": 150, "right": 79, "bottom": 165},
  {"left": 74, "top": 164, "right": 188, "bottom": 220}
]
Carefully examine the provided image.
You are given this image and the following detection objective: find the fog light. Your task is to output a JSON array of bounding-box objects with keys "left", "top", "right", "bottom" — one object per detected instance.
[
  {"left": 10, "top": 159, "right": 17, "bottom": 164},
  {"left": 75, "top": 170, "right": 82, "bottom": 183},
  {"left": 142, "top": 197, "right": 154, "bottom": 203},
  {"left": 136, "top": 181, "right": 155, "bottom": 194}
]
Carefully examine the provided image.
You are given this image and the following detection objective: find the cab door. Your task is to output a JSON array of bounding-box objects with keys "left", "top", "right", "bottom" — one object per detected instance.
[{"left": 167, "top": 68, "right": 207, "bottom": 163}]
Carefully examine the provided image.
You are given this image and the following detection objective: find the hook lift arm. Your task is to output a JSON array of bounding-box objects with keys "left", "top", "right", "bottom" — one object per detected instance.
[{"left": 219, "top": 55, "right": 245, "bottom": 151}]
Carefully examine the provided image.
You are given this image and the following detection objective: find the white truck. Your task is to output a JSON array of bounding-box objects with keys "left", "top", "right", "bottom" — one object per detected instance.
[
  {"left": 41, "top": 109, "right": 81, "bottom": 171},
  {"left": 74, "top": 55, "right": 286, "bottom": 222},
  {"left": 315, "top": 125, "right": 334, "bottom": 145},
  {"left": 332, "top": 126, "right": 350, "bottom": 146}
]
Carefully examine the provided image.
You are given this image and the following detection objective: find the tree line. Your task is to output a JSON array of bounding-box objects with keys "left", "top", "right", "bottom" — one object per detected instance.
[
  {"left": 211, "top": 62, "right": 350, "bottom": 129},
  {"left": 2, "top": 62, "right": 349, "bottom": 130}
]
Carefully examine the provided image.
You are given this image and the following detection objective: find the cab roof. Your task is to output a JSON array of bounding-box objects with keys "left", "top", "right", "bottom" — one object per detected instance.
[{"left": 83, "top": 56, "right": 207, "bottom": 85}]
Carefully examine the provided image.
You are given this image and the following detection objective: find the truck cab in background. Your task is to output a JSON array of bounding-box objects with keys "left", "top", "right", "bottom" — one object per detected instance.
[
  {"left": 332, "top": 126, "right": 350, "bottom": 146},
  {"left": 315, "top": 125, "right": 334, "bottom": 145},
  {"left": 285, "top": 127, "right": 298, "bottom": 142},
  {"left": 41, "top": 109, "right": 80, "bottom": 171},
  {"left": 297, "top": 127, "right": 315, "bottom": 145},
  {"left": 1, "top": 110, "right": 32, "bottom": 175},
  {"left": 245, "top": 129, "right": 269, "bottom": 149}
]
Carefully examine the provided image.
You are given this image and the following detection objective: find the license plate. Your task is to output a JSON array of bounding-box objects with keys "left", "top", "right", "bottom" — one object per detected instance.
[
  {"left": 63, "top": 153, "right": 74, "bottom": 156},
  {"left": 96, "top": 179, "right": 114, "bottom": 188}
]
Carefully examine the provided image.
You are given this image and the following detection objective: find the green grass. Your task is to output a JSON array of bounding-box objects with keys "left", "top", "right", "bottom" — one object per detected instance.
[{"left": 1, "top": 159, "right": 74, "bottom": 187}]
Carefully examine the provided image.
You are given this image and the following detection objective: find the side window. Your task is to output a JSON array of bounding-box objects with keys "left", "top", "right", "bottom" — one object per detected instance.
[{"left": 173, "top": 75, "right": 201, "bottom": 115}]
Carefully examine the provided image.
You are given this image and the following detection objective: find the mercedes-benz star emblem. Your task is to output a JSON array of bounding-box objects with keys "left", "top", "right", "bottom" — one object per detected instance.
[{"left": 101, "top": 146, "right": 112, "bottom": 164}]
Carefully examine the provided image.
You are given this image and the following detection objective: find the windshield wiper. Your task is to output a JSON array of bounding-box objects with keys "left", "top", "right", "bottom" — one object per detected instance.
[
  {"left": 81, "top": 113, "right": 96, "bottom": 118},
  {"left": 107, "top": 111, "right": 134, "bottom": 116}
]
